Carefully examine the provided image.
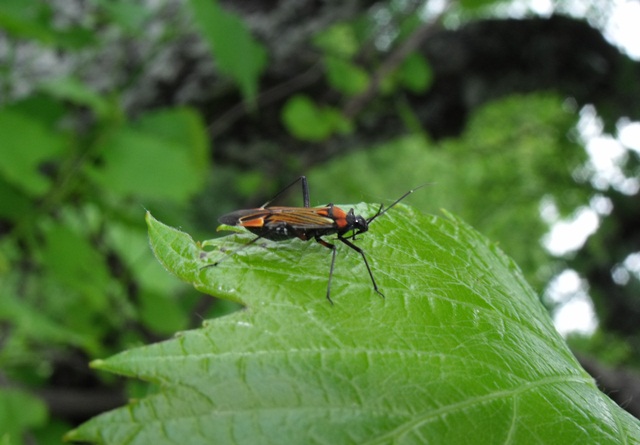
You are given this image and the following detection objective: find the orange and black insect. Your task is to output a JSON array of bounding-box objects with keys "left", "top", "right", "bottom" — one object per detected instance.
[{"left": 204, "top": 176, "right": 422, "bottom": 304}]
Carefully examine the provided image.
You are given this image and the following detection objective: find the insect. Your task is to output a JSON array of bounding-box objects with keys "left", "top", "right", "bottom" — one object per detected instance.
[{"left": 203, "top": 176, "right": 422, "bottom": 304}]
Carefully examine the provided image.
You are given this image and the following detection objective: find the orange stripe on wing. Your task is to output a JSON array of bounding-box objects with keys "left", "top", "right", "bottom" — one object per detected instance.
[
  {"left": 261, "top": 206, "right": 336, "bottom": 228},
  {"left": 239, "top": 215, "right": 266, "bottom": 227}
]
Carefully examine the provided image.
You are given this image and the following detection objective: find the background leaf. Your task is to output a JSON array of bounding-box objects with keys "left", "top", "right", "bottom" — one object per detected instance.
[
  {"left": 313, "top": 22, "right": 359, "bottom": 58},
  {"left": 0, "top": 389, "right": 47, "bottom": 443},
  {"left": 39, "top": 77, "right": 112, "bottom": 119},
  {"left": 396, "top": 53, "right": 433, "bottom": 93},
  {"left": 88, "top": 108, "right": 208, "bottom": 202},
  {"left": 0, "top": 109, "right": 67, "bottom": 197},
  {"left": 0, "top": 0, "right": 94, "bottom": 47},
  {"left": 281, "top": 95, "right": 346, "bottom": 141},
  {"left": 187, "top": 0, "right": 267, "bottom": 103},
  {"left": 68, "top": 208, "right": 640, "bottom": 444},
  {"left": 324, "top": 56, "right": 370, "bottom": 95}
]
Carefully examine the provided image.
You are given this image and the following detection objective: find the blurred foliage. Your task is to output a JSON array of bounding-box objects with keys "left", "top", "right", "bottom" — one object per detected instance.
[
  {"left": 568, "top": 331, "right": 636, "bottom": 367},
  {"left": 0, "top": 2, "right": 219, "bottom": 442},
  {"left": 0, "top": 389, "right": 47, "bottom": 442},
  {"left": 0, "top": 0, "right": 638, "bottom": 443},
  {"left": 282, "top": 94, "right": 352, "bottom": 141},
  {"left": 188, "top": 0, "right": 267, "bottom": 103}
]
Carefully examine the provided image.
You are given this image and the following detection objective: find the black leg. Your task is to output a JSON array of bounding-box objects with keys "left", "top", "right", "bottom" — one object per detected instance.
[
  {"left": 315, "top": 237, "right": 337, "bottom": 304},
  {"left": 301, "top": 176, "right": 310, "bottom": 208},
  {"left": 260, "top": 176, "right": 310, "bottom": 208},
  {"left": 201, "top": 230, "right": 275, "bottom": 269},
  {"left": 338, "top": 236, "right": 384, "bottom": 299}
]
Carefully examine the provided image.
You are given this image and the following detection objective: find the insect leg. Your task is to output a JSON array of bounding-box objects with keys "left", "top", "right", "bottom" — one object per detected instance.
[
  {"left": 201, "top": 230, "right": 276, "bottom": 269},
  {"left": 260, "top": 176, "right": 310, "bottom": 208},
  {"left": 314, "top": 237, "right": 337, "bottom": 305},
  {"left": 301, "top": 176, "right": 310, "bottom": 208},
  {"left": 338, "top": 236, "right": 384, "bottom": 299}
]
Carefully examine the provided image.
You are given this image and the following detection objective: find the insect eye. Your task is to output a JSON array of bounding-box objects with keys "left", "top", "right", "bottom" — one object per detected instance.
[{"left": 356, "top": 216, "right": 368, "bottom": 231}]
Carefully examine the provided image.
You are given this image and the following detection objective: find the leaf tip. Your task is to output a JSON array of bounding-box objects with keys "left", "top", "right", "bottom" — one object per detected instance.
[
  {"left": 145, "top": 210, "right": 155, "bottom": 226},
  {"left": 63, "top": 428, "right": 79, "bottom": 442},
  {"left": 89, "top": 358, "right": 107, "bottom": 369}
]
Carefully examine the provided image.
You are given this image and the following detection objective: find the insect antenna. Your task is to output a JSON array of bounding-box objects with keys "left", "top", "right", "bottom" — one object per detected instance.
[{"left": 366, "top": 184, "right": 428, "bottom": 224}]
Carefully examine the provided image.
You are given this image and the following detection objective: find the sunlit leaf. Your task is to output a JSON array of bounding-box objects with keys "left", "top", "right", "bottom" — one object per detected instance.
[{"left": 68, "top": 209, "right": 640, "bottom": 444}]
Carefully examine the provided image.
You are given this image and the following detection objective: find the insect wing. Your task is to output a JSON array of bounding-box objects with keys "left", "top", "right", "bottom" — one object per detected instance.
[
  {"left": 218, "top": 207, "right": 337, "bottom": 230},
  {"left": 262, "top": 207, "right": 337, "bottom": 230},
  {"left": 218, "top": 208, "right": 272, "bottom": 227}
]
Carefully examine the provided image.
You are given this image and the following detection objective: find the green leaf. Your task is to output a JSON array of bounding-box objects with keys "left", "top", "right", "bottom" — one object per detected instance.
[
  {"left": 397, "top": 53, "right": 433, "bottom": 93},
  {"left": 105, "top": 220, "right": 185, "bottom": 296},
  {"left": 313, "top": 22, "right": 360, "bottom": 58},
  {"left": 188, "top": 0, "right": 267, "bottom": 103},
  {"left": 0, "top": 177, "right": 34, "bottom": 221},
  {"left": 39, "top": 77, "right": 112, "bottom": 119},
  {"left": 8, "top": 94, "right": 66, "bottom": 128},
  {"left": 0, "top": 0, "right": 53, "bottom": 42},
  {"left": 92, "top": 0, "right": 152, "bottom": 32},
  {"left": 324, "top": 55, "right": 370, "bottom": 95},
  {"left": 0, "top": 388, "right": 47, "bottom": 443},
  {"left": 0, "top": 290, "right": 98, "bottom": 354},
  {"left": 0, "top": 109, "right": 67, "bottom": 197},
  {"left": 69, "top": 209, "right": 640, "bottom": 444},
  {"left": 40, "top": 224, "right": 111, "bottom": 313},
  {"left": 138, "top": 290, "right": 189, "bottom": 335},
  {"left": 136, "top": 107, "right": 209, "bottom": 176},
  {"left": 460, "top": 0, "right": 505, "bottom": 10},
  {"left": 88, "top": 108, "right": 209, "bottom": 202},
  {"left": 281, "top": 95, "right": 337, "bottom": 141},
  {"left": 0, "top": 0, "right": 94, "bottom": 47}
]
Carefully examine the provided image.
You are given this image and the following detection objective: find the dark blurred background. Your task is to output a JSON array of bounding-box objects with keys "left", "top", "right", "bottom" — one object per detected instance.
[{"left": 1, "top": 0, "right": 640, "bottom": 442}]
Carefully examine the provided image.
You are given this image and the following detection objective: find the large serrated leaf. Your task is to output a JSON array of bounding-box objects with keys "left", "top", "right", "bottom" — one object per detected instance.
[{"left": 68, "top": 206, "right": 640, "bottom": 444}]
